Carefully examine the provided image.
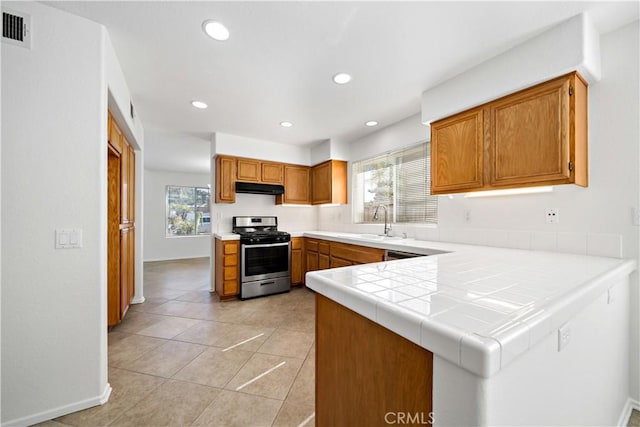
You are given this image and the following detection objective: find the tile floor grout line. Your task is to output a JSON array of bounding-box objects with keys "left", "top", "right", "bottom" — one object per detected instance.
[
  {"left": 235, "top": 361, "right": 286, "bottom": 391},
  {"left": 222, "top": 333, "right": 265, "bottom": 352}
]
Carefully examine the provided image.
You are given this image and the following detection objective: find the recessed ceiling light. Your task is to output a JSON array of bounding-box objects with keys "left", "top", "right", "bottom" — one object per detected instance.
[
  {"left": 365, "top": 121, "right": 378, "bottom": 127},
  {"left": 191, "top": 100, "right": 208, "bottom": 109},
  {"left": 202, "top": 20, "right": 230, "bottom": 41},
  {"left": 332, "top": 73, "right": 352, "bottom": 84},
  {"left": 280, "top": 121, "right": 293, "bottom": 128}
]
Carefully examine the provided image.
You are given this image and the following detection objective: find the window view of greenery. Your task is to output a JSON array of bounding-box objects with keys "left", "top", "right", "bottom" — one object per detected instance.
[
  {"left": 166, "top": 186, "right": 211, "bottom": 237},
  {"left": 352, "top": 142, "right": 437, "bottom": 224}
]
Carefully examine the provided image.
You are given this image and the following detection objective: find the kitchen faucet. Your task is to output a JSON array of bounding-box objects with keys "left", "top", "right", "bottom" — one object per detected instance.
[{"left": 373, "top": 204, "right": 392, "bottom": 236}]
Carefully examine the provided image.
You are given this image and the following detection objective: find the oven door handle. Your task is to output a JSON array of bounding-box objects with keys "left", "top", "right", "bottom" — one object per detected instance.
[
  {"left": 260, "top": 281, "right": 276, "bottom": 286},
  {"left": 241, "top": 242, "right": 290, "bottom": 249}
]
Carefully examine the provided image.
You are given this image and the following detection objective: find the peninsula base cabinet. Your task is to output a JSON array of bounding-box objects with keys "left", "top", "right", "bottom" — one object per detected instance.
[{"left": 316, "top": 294, "right": 433, "bottom": 426}]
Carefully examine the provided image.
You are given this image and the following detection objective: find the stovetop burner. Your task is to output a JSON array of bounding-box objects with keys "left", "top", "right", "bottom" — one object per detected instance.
[{"left": 232, "top": 216, "right": 290, "bottom": 244}]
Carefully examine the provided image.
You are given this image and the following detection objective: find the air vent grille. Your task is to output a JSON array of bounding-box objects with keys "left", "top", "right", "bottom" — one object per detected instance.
[
  {"left": 2, "top": 8, "right": 30, "bottom": 48},
  {"left": 3, "top": 11, "right": 24, "bottom": 42}
]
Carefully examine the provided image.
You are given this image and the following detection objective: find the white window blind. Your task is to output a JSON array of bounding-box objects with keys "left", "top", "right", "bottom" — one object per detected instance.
[{"left": 352, "top": 142, "right": 437, "bottom": 224}]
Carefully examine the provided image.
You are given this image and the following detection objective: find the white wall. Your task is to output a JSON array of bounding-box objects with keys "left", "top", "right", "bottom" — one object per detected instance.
[
  {"left": 143, "top": 169, "right": 211, "bottom": 261},
  {"left": 214, "top": 132, "right": 311, "bottom": 165},
  {"left": 1, "top": 2, "right": 109, "bottom": 424}
]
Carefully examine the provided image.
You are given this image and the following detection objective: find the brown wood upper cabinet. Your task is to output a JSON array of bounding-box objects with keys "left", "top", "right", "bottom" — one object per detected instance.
[
  {"left": 237, "top": 157, "right": 284, "bottom": 185},
  {"left": 215, "top": 155, "right": 236, "bottom": 203},
  {"left": 430, "top": 71, "right": 588, "bottom": 195},
  {"left": 311, "top": 160, "right": 348, "bottom": 205},
  {"left": 276, "top": 164, "right": 311, "bottom": 205}
]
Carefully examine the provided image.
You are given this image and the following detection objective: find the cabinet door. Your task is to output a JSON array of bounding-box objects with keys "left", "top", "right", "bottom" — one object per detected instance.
[
  {"left": 490, "top": 76, "right": 571, "bottom": 187},
  {"left": 261, "top": 162, "right": 284, "bottom": 184},
  {"left": 330, "top": 256, "right": 352, "bottom": 268},
  {"left": 430, "top": 108, "right": 484, "bottom": 194},
  {"left": 312, "top": 161, "right": 332, "bottom": 204},
  {"left": 120, "top": 139, "right": 130, "bottom": 224},
  {"left": 216, "top": 156, "right": 236, "bottom": 203},
  {"left": 128, "top": 145, "right": 135, "bottom": 223},
  {"left": 108, "top": 113, "right": 123, "bottom": 154},
  {"left": 280, "top": 165, "right": 311, "bottom": 204},
  {"left": 107, "top": 146, "right": 121, "bottom": 327},
  {"left": 306, "top": 250, "right": 319, "bottom": 272},
  {"left": 120, "top": 228, "right": 131, "bottom": 318},
  {"left": 291, "top": 238, "right": 304, "bottom": 285},
  {"left": 237, "top": 158, "right": 261, "bottom": 182},
  {"left": 319, "top": 254, "right": 330, "bottom": 270}
]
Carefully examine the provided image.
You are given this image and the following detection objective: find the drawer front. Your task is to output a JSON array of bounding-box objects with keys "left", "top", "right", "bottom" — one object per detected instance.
[
  {"left": 306, "top": 239, "right": 318, "bottom": 252},
  {"left": 224, "top": 243, "right": 238, "bottom": 255},
  {"left": 223, "top": 254, "right": 237, "bottom": 267},
  {"left": 319, "top": 241, "right": 330, "bottom": 255},
  {"left": 291, "top": 237, "right": 303, "bottom": 250},
  {"left": 223, "top": 280, "right": 238, "bottom": 295},
  {"left": 223, "top": 266, "right": 237, "bottom": 280},
  {"left": 330, "top": 242, "right": 385, "bottom": 264}
]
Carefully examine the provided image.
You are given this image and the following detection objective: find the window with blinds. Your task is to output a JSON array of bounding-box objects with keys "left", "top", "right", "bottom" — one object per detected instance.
[{"left": 352, "top": 142, "right": 437, "bottom": 224}]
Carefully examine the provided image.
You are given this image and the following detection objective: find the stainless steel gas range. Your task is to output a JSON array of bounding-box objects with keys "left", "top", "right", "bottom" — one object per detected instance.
[{"left": 232, "top": 216, "right": 291, "bottom": 299}]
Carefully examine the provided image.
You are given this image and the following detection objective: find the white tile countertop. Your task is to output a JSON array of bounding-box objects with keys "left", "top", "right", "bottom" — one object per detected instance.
[{"left": 303, "top": 232, "right": 637, "bottom": 378}]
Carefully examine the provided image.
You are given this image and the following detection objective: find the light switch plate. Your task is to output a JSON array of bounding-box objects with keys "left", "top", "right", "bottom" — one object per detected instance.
[{"left": 56, "top": 228, "right": 83, "bottom": 249}]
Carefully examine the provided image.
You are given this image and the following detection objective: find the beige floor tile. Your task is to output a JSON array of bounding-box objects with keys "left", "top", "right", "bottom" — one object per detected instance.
[
  {"left": 629, "top": 409, "right": 640, "bottom": 427},
  {"left": 136, "top": 316, "right": 203, "bottom": 339},
  {"left": 174, "top": 321, "right": 275, "bottom": 351},
  {"left": 143, "top": 287, "right": 191, "bottom": 300},
  {"left": 257, "top": 329, "right": 314, "bottom": 359},
  {"left": 225, "top": 353, "right": 303, "bottom": 400},
  {"left": 32, "top": 421, "right": 72, "bottom": 427},
  {"left": 110, "top": 379, "right": 220, "bottom": 427},
  {"left": 110, "top": 311, "right": 167, "bottom": 335},
  {"left": 272, "top": 401, "right": 315, "bottom": 427},
  {"left": 55, "top": 368, "right": 165, "bottom": 426},
  {"left": 108, "top": 332, "right": 166, "bottom": 368},
  {"left": 286, "top": 357, "right": 315, "bottom": 405},
  {"left": 127, "top": 340, "right": 206, "bottom": 378},
  {"left": 173, "top": 347, "right": 254, "bottom": 388},
  {"left": 128, "top": 297, "right": 170, "bottom": 313},
  {"left": 175, "top": 289, "right": 218, "bottom": 303},
  {"left": 279, "top": 308, "right": 315, "bottom": 334},
  {"left": 239, "top": 307, "right": 294, "bottom": 329},
  {"left": 193, "top": 390, "right": 282, "bottom": 427}
]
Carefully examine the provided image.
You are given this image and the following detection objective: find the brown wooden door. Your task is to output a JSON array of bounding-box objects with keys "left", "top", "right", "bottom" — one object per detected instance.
[
  {"left": 128, "top": 145, "right": 135, "bottom": 222},
  {"left": 430, "top": 107, "right": 484, "bottom": 194},
  {"left": 490, "top": 75, "right": 571, "bottom": 187},
  {"left": 120, "top": 140, "right": 130, "bottom": 224},
  {"left": 107, "top": 145, "right": 121, "bottom": 326},
  {"left": 216, "top": 156, "right": 236, "bottom": 203}
]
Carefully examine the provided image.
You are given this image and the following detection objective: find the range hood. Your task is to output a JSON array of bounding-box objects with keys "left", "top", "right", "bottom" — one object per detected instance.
[{"left": 235, "top": 181, "right": 285, "bottom": 195}]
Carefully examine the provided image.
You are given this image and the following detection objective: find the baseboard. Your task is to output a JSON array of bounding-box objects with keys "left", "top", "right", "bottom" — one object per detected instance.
[
  {"left": 1, "top": 382, "right": 112, "bottom": 427},
  {"left": 131, "top": 295, "right": 146, "bottom": 304},
  {"left": 143, "top": 255, "right": 210, "bottom": 262},
  {"left": 618, "top": 397, "right": 640, "bottom": 427}
]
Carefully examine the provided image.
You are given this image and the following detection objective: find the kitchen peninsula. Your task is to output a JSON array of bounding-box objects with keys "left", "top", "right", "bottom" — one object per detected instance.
[{"left": 304, "top": 232, "right": 636, "bottom": 426}]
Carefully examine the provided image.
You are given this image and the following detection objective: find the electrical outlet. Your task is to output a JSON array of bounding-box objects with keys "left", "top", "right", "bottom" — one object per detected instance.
[
  {"left": 557, "top": 324, "right": 571, "bottom": 351},
  {"left": 632, "top": 207, "right": 640, "bottom": 226},
  {"left": 546, "top": 208, "right": 560, "bottom": 224},
  {"left": 464, "top": 210, "right": 471, "bottom": 222}
]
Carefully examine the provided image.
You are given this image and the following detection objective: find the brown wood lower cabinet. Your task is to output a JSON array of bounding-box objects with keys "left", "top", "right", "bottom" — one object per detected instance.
[
  {"left": 291, "top": 237, "right": 303, "bottom": 285},
  {"left": 215, "top": 238, "right": 240, "bottom": 299},
  {"left": 316, "top": 294, "right": 433, "bottom": 426},
  {"left": 302, "top": 237, "right": 386, "bottom": 284}
]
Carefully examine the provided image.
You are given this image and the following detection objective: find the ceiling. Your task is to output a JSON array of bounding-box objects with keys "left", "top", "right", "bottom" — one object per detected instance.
[{"left": 48, "top": 1, "right": 638, "bottom": 171}]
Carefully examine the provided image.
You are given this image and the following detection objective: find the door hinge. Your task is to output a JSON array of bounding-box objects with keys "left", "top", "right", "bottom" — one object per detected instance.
[
  {"left": 569, "top": 85, "right": 574, "bottom": 96},
  {"left": 568, "top": 161, "right": 574, "bottom": 172}
]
